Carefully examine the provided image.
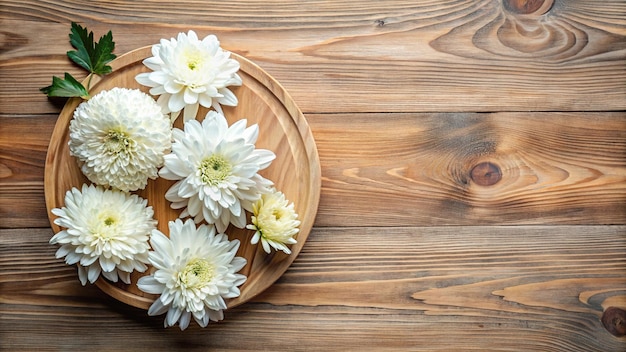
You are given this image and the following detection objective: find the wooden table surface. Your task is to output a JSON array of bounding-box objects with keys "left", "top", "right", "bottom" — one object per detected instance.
[{"left": 1, "top": 0, "right": 625, "bottom": 351}]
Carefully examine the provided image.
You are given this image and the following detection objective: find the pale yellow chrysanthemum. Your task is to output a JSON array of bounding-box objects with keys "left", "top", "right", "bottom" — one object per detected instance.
[{"left": 247, "top": 189, "right": 300, "bottom": 255}]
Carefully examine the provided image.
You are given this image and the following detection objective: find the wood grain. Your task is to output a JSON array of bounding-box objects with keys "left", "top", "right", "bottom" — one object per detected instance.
[
  {"left": 311, "top": 111, "right": 626, "bottom": 226},
  {"left": 0, "top": 115, "right": 55, "bottom": 228},
  {"left": 1, "top": 0, "right": 625, "bottom": 115},
  {"left": 4, "top": 111, "right": 623, "bottom": 229},
  {"left": 1, "top": 226, "right": 624, "bottom": 351}
]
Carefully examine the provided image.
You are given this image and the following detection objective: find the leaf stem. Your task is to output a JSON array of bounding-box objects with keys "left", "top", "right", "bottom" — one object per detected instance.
[{"left": 86, "top": 74, "right": 93, "bottom": 91}]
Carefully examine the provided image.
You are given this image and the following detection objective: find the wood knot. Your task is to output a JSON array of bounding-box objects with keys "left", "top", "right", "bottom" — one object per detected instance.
[
  {"left": 602, "top": 307, "right": 626, "bottom": 337},
  {"left": 470, "top": 162, "right": 502, "bottom": 186},
  {"left": 502, "top": 0, "right": 554, "bottom": 16},
  {"left": 0, "top": 163, "right": 13, "bottom": 178}
]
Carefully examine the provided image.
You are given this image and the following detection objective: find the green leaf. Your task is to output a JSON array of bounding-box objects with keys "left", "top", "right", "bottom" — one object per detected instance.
[
  {"left": 67, "top": 22, "right": 116, "bottom": 75},
  {"left": 40, "top": 72, "right": 90, "bottom": 98}
]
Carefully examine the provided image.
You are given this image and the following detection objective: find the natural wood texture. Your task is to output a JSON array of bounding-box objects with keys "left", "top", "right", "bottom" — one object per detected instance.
[
  {"left": 0, "top": 115, "right": 55, "bottom": 228},
  {"left": 1, "top": 0, "right": 625, "bottom": 350},
  {"left": 1, "top": 0, "right": 625, "bottom": 115},
  {"left": 311, "top": 112, "right": 626, "bottom": 226},
  {"left": 1, "top": 226, "right": 625, "bottom": 351},
  {"left": 43, "top": 47, "right": 321, "bottom": 309}
]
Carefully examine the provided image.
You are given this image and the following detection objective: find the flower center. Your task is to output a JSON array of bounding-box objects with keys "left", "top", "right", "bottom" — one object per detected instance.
[
  {"left": 187, "top": 59, "right": 199, "bottom": 70},
  {"left": 178, "top": 258, "right": 214, "bottom": 289},
  {"left": 105, "top": 129, "right": 132, "bottom": 154},
  {"left": 103, "top": 216, "right": 115, "bottom": 226},
  {"left": 89, "top": 213, "right": 120, "bottom": 251},
  {"left": 94, "top": 213, "right": 118, "bottom": 237},
  {"left": 198, "top": 155, "right": 232, "bottom": 185},
  {"left": 272, "top": 209, "right": 284, "bottom": 221},
  {"left": 182, "top": 49, "right": 205, "bottom": 71}
]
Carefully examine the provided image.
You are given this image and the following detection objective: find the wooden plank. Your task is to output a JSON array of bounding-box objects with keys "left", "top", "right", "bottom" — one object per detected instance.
[
  {"left": 0, "top": 115, "right": 55, "bottom": 228},
  {"left": 0, "top": 115, "right": 52, "bottom": 183},
  {"left": 2, "top": 112, "right": 625, "bottom": 229},
  {"left": 1, "top": 226, "right": 624, "bottom": 351},
  {"left": 311, "top": 111, "right": 626, "bottom": 226},
  {"left": 1, "top": 0, "right": 625, "bottom": 114}
]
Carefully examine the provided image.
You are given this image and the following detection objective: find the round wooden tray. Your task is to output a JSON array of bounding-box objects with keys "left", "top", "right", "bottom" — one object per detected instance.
[{"left": 44, "top": 46, "right": 321, "bottom": 310}]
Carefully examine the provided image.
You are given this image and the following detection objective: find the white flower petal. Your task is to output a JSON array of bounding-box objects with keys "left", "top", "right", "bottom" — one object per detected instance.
[
  {"left": 149, "top": 71, "right": 170, "bottom": 85},
  {"left": 87, "top": 264, "right": 101, "bottom": 283},
  {"left": 147, "top": 298, "right": 169, "bottom": 316},
  {"left": 261, "top": 240, "right": 271, "bottom": 254},
  {"left": 183, "top": 102, "right": 199, "bottom": 122},
  {"left": 101, "top": 268, "right": 118, "bottom": 282},
  {"left": 252, "top": 149, "right": 277, "bottom": 169},
  {"left": 118, "top": 270, "right": 131, "bottom": 284},
  {"left": 77, "top": 266, "right": 88, "bottom": 286},
  {"left": 137, "top": 276, "right": 163, "bottom": 294},
  {"left": 149, "top": 85, "right": 167, "bottom": 95},
  {"left": 166, "top": 306, "right": 183, "bottom": 327},
  {"left": 217, "top": 88, "right": 238, "bottom": 106},
  {"left": 164, "top": 80, "right": 183, "bottom": 94},
  {"left": 164, "top": 181, "right": 183, "bottom": 201},
  {"left": 198, "top": 94, "right": 213, "bottom": 108},
  {"left": 250, "top": 231, "right": 261, "bottom": 245},
  {"left": 187, "top": 196, "right": 202, "bottom": 218},
  {"left": 135, "top": 72, "right": 156, "bottom": 87},
  {"left": 99, "top": 257, "right": 116, "bottom": 272},
  {"left": 183, "top": 88, "right": 198, "bottom": 104},
  {"left": 168, "top": 92, "right": 186, "bottom": 112},
  {"left": 185, "top": 30, "right": 198, "bottom": 42},
  {"left": 195, "top": 312, "right": 210, "bottom": 328},
  {"left": 147, "top": 231, "right": 172, "bottom": 264},
  {"left": 143, "top": 56, "right": 163, "bottom": 71},
  {"left": 178, "top": 311, "right": 192, "bottom": 331}
]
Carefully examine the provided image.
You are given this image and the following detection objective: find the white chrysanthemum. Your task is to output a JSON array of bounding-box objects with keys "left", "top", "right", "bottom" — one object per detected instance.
[
  {"left": 247, "top": 189, "right": 300, "bottom": 254},
  {"left": 135, "top": 30, "right": 242, "bottom": 123},
  {"left": 137, "top": 219, "right": 247, "bottom": 330},
  {"left": 69, "top": 87, "right": 172, "bottom": 192},
  {"left": 50, "top": 184, "right": 156, "bottom": 286},
  {"left": 159, "top": 111, "right": 275, "bottom": 233}
]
